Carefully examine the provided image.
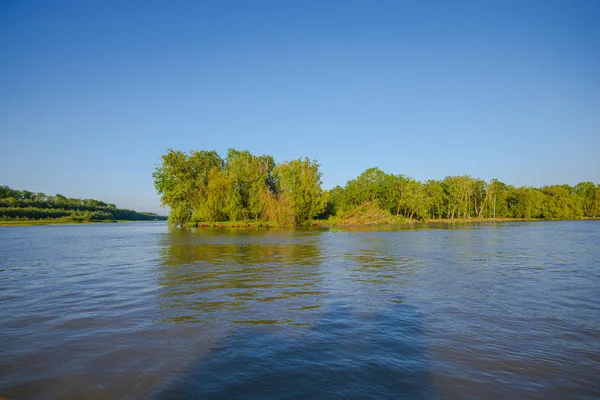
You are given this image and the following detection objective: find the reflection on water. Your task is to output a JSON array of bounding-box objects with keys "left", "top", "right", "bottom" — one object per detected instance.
[
  {"left": 343, "top": 238, "right": 422, "bottom": 292},
  {"left": 0, "top": 222, "right": 599, "bottom": 399},
  {"left": 156, "top": 228, "right": 326, "bottom": 326}
]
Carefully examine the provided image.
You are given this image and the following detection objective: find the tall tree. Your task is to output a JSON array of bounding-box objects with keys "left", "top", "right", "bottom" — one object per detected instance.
[
  {"left": 224, "top": 149, "right": 275, "bottom": 221},
  {"left": 344, "top": 167, "right": 389, "bottom": 207},
  {"left": 575, "top": 182, "right": 599, "bottom": 217},
  {"left": 152, "top": 149, "right": 223, "bottom": 225},
  {"left": 424, "top": 180, "right": 446, "bottom": 219},
  {"left": 273, "top": 157, "right": 325, "bottom": 224}
]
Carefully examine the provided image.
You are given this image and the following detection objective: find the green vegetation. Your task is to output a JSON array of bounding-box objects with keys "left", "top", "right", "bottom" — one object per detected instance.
[
  {"left": 154, "top": 149, "right": 599, "bottom": 227},
  {"left": 329, "top": 169, "right": 599, "bottom": 225},
  {"left": 153, "top": 149, "right": 325, "bottom": 227},
  {"left": 0, "top": 186, "right": 166, "bottom": 224}
]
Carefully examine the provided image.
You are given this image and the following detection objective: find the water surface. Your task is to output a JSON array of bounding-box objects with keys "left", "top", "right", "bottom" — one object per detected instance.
[{"left": 1, "top": 221, "right": 599, "bottom": 399}]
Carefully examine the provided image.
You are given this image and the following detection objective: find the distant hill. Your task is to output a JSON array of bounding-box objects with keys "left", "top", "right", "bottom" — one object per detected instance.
[{"left": 0, "top": 186, "right": 167, "bottom": 223}]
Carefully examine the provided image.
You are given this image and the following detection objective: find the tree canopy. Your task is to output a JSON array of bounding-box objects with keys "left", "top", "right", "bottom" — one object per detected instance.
[
  {"left": 155, "top": 148, "right": 599, "bottom": 227},
  {"left": 328, "top": 172, "right": 599, "bottom": 223},
  {"left": 153, "top": 149, "right": 326, "bottom": 227}
]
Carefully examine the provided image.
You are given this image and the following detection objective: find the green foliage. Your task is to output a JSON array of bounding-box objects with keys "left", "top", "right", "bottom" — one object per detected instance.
[
  {"left": 152, "top": 149, "right": 223, "bottom": 224},
  {"left": 540, "top": 185, "right": 584, "bottom": 219},
  {"left": 575, "top": 182, "right": 600, "bottom": 217},
  {"left": 424, "top": 180, "right": 445, "bottom": 219},
  {"left": 273, "top": 158, "right": 326, "bottom": 224},
  {"left": 153, "top": 149, "right": 325, "bottom": 227},
  {"left": 346, "top": 168, "right": 389, "bottom": 204},
  {"left": 224, "top": 149, "right": 275, "bottom": 221},
  {"left": 324, "top": 169, "right": 597, "bottom": 224},
  {"left": 151, "top": 149, "right": 597, "bottom": 226}
]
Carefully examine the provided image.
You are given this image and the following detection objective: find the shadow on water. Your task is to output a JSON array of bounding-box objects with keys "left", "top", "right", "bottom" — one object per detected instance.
[
  {"left": 151, "top": 305, "right": 435, "bottom": 400},
  {"left": 151, "top": 227, "right": 436, "bottom": 399}
]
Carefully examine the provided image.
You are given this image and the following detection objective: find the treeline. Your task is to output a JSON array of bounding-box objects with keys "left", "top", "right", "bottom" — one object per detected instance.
[
  {"left": 328, "top": 168, "right": 600, "bottom": 223},
  {"left": 154, "top": 149, "right": 599, "bottom": 227},
  {"left": 0, "top": 186, "right": 167, "bottom": 222}
]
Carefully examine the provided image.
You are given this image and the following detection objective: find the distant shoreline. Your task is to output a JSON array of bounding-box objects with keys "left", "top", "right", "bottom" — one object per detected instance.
[{"left": 0, "top": 219, "right": 167, "bottom": 227}]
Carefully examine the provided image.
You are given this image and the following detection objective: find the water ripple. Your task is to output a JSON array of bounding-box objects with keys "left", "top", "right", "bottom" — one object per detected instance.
[{"left": 0, "top": 221, "right": 598, "bottom": 399}]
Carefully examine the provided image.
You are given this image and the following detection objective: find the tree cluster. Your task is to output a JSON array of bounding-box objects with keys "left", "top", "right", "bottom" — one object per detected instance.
[
  {"left": 153, "top": 149, "right": 326, "bottom": 226},
  {"left": 0, "top": 186, "right": 166, "bottom": 222},
  {"left": 328, "top": 168, "right": 600, "bottom": 222},
  {"left": 155, "top": 150, "right": 599, "bottom": 226}
]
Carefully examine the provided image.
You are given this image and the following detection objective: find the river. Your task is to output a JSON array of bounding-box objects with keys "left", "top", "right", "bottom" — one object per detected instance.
[{"left": 0, "top": 221, "right": 599, "bottom": 399}]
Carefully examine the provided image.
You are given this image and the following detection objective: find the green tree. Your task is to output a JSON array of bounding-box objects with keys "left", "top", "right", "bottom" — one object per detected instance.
[
  {"left": 443, "top": 176, "right": 475, "bottom": 219},
  {"left": 403, "top": 178, "right": 428, "bottom": 221},
  {"left": 273, "top": 157, "right": 325, "bottom": 224},
  {"left": 487, "top": 179, "right": 507, "bottom": 218},
  {"left": 575, "top": 182, "right": 599, "bottom": 217},
  {"left": 344, "top": 167, "right": 389, "bottom": 207},
  {"left": 386, "top": 174, "right": 409, "bottom": 216},
  {"left": 224, "top": 149, "right": 275, "bottom": 221},
  {"left": 540, "top": 185, "right": 583, "bottom": 219},
  {"left": 152, "top": 149, "right": 222, "bottom": 225},
  {"left": 424, "top": 180, "right": 446, "bottom": 219},
  {"left": 506, "top": 186, "right": 546, "bottom": 219},
  {"left": 326, "top": 185, "right": 350, "bottom": 216}
]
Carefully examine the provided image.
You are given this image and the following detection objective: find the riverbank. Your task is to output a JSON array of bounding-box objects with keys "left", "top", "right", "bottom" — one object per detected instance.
[
  {"left": 9, "top": 217, "right": 594, "bottom": 228},
  {"left": 186, "top": 220, "right": 280, "bottom": 228},
  {"left": 180, "top": 217, "right": 599, "bottom": 229},
  {"left": 420, "top": 217, "right": 535, "bottom": 224},
  {"left": 421, "top": 216, "right": 599, "bottom": 225}
]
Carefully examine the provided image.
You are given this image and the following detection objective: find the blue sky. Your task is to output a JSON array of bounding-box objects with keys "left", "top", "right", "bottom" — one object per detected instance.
[{"left": 1, "top": 0, "right": 599, "bottom": 214}]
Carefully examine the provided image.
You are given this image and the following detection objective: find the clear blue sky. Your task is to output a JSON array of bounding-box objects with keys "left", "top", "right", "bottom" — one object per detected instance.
[{"left": 1, "top": 0, "right": 599, "bottom": 214}]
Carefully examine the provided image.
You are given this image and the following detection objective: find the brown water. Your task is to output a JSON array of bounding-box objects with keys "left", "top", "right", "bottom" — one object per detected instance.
[{"left": 0, "top": 221, "right": 599, "bottom": 399}]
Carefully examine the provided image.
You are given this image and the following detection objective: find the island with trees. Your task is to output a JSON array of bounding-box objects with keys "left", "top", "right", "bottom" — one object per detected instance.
[
  {"left": 0, "top": 186, "right": 166, "bottom": 225},
  {"left": 153, "top": 148, "right": 599, "bottom": 227}
]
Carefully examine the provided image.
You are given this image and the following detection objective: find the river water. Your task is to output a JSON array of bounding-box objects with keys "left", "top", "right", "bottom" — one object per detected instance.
[{"left": 0, "top": 221, "right": 599, "bottom": 399}]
